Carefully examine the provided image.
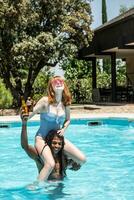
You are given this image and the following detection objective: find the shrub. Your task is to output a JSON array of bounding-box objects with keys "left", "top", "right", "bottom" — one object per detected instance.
[{"left": 0, "top": 79, "right": 13, "bottom": 112}]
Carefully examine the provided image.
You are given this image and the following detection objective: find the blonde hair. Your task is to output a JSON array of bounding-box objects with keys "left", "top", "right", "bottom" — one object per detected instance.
[{"left": 47, "top": 76, "right": 72, "bottom": 106}]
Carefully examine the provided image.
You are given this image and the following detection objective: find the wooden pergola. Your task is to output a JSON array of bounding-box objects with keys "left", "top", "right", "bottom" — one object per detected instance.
[{"left": 79, "top": 8, "right": 134, "bottom": 102}]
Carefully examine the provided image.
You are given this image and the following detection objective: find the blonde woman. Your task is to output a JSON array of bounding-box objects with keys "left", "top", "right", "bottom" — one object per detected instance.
[{"left": 28, "top": 76, "right": 86, "bottom": 182}]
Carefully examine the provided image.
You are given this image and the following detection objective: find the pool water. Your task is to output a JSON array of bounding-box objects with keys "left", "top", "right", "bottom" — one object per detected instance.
[{"left": 0, "top": 118, "right": 134, "bottom": 200}]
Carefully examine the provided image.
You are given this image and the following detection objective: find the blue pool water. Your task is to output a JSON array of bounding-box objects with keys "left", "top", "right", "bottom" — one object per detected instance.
[{"left": 0, "top": 118, "right": 134, "bottom": 200}]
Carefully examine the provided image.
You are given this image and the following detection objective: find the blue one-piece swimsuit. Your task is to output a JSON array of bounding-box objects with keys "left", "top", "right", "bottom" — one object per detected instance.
[{"left": 36, "top": 112, "right": 65, "bottom": 138}]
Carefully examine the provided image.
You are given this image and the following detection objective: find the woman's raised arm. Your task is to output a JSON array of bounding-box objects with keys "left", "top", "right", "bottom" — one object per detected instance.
[{"left": 28, "top": 97, "right": 48, "bottom": 119}]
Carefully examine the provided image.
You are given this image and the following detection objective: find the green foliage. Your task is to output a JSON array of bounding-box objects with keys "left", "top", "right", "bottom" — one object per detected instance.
[
  {"left": 33, "top": 69, "right": 53, "bottom": 102},
  {"left": 101, "top": 0, "right": 109, "bottom": 73},
  {"left": 0, "top": 79, "right": 13, "bottom": 110},
  {"left": 0, "top": 0, "right": 93, "bottom": 106},
  {"left": 102, "top": 0, "right": 107, "bottom": 24},
  {"left": 63, "top": 58, "right": 127, "bottom": 104},
  {"left": 119, "top": 5, "right": 134, "bottom": 14},
  {"left": 101, "top": 58, "right": 111, "bottom": 74},
  {"left": 62, "top": 58, "right": 92, "bottom": 103},
  {"left": 97, "top": 71, "right": 111, "bottom": 88},
  {"left": 62, "top": 58, "right": 92, "bottom": 79},
  {"left": 116, "top": 59, "right": 126, "bottom": 86},
  {"left": 119, "top": 5, "right": 128, "bottom": 14},
  {"left": 97, "top": 59, "right": 127, "bottom": 88},
  {"left": 67, "top": 78, "right": 92, "bottom": 103}
]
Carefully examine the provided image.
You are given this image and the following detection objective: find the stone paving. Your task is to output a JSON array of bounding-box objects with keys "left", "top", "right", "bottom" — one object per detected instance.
[
  {"left": 69, "top": 103, "right": 134, "bottom": 119},
  {"left": 0, "top": 103, "right": 134, "bottom": 122},
  {"left": 71, "top": 103, "right": 134, "bottom": 114}
]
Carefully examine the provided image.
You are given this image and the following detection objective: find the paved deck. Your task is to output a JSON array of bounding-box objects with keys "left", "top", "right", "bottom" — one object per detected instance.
[{"left": 0, "top": 103, "right": 134, "bottom": 122}]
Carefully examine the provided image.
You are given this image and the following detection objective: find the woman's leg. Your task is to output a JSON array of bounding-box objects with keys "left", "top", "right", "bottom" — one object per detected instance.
[
  {"left": 35, "top": 136, "right": 55, "bottom": 182},
  {"left": 64, "top": 138, "right": 86, "bottom": 165}
]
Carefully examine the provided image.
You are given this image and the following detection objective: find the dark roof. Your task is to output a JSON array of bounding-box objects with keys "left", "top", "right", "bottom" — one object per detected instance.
[
  {"left": 79, "top": 8, "right": 134, "bottom": 59},
  {"left": 95, "top": 7, "right": 134, "bottom": 31}
]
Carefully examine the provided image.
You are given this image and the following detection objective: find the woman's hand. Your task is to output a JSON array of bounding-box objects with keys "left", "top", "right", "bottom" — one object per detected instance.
[
  {"left": 67, "top": 159, "right": 81, "bottom": 171},
  {"left": 20, "top": 108, "right": 29, "bottom": 123},
  {"left": 57, "top": 128, "right": 65, "bottom": 136}
]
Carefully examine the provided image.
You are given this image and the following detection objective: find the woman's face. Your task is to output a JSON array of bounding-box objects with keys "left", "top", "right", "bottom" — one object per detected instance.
[
  {"left": 51, "top": 136, "right": 63, "bottom": 154},
  {"left": 51, "top": 79, "right": 64, "bottom": 93}
]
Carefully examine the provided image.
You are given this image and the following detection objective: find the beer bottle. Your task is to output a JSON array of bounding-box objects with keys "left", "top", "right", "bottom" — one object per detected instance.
[{"left": 21, "top": 96, "right": 29, "bottom": 115}]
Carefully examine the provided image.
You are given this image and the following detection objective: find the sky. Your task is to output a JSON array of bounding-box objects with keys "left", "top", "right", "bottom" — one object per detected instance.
[
  {"left": 52, "top": 0, "right": 134, "bottom": 76},
  {"left": 91, "top": 0, "right": 134, "bottom": 29}
]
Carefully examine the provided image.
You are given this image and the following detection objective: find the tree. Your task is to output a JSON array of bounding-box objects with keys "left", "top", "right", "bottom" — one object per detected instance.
[
  {"left": 0, "top": 79, "right": 13, "bottom": 114},
  {"left": 119, "top": 5, "right": 128, "bottom": 14},
  {"left": 62, "top": 58, "right": 92, "bottom": 103},
  {"left": 0, "top": 0, "right": 93, "bottom": 106},
  {"left": 101, "top": 0, "right": 111, "bottom": 73},
  {"left": 119, "top": 5, "right": 134, "bottom": 14},
  {"left": 33, "top": 69, "right": 53, "bottom": 102},
  {"left": 102, "top": 0, "right": 107, "bottom": 24},
  {"left": 62, "top": 58, "right": 92, "bottom": 79}
]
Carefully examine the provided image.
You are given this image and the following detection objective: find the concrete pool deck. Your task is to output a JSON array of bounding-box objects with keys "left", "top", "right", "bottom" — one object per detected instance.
[{"left": 0, "top": 103, "right": 134, "bottom": 122}]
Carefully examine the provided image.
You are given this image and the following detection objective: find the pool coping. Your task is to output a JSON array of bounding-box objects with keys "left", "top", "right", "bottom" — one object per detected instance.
[{"left": 0, "top": 113, "right": 134, "bottom": 123}]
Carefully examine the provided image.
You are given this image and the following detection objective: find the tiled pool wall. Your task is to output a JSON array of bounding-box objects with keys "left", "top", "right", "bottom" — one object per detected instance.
[
  {"left": 71, "top": 118, "right": 134, "bottom": 126},
  {"left": 0, "top": 118, "right": 134, "bottom": 128}
]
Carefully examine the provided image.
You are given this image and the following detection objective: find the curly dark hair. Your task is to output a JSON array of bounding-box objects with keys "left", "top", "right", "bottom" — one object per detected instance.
[{"left": 45, "top": 130, "right": 67, "bottom": 177}]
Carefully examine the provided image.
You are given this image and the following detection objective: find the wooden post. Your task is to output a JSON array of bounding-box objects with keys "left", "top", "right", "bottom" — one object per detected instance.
[
  {"left": 92, "top": 57, "right": 97, "bottom": 89},
  {"left": 111, "top": 53, "right": 116, "bottom": 102}
]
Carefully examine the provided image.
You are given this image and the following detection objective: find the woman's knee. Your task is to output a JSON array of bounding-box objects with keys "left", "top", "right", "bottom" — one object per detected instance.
[
  {"left": 81, "top": 154, "right": 86, "bottom": 164},
  {"left": 76, "top": 153, "right": 87, "bottom": 165}
]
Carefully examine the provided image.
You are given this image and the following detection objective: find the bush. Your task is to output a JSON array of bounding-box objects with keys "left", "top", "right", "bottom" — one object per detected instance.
[
  {"left": 67, "top": 78, "right": 92, "bottom": 104},
  {"left": 0, "top": 79, "right": 13, "bottom": 111},
  {"left": 33, "top": 70, "right": 53, "bottom": 102}
]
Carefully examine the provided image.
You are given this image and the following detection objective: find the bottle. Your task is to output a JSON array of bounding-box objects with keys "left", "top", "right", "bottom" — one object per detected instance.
[{"left": 21, "top": 96, "right": 29, "bottom": 115}]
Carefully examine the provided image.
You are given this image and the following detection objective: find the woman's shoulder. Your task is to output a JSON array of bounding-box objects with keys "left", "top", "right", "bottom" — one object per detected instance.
[
  {"left": 37, "top": 96, "right": 48, "bottom": 105},
  {"left": 33, "top": 96, "right": 48, "bottom": 113},
  {"left": 42, "top": 96, "right": 48, "bottom": 102}
]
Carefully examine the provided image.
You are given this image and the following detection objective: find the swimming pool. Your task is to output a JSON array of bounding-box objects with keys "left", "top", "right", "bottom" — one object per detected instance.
[{"left": 0, "top": 118, "right": 134, "bottom": 200}]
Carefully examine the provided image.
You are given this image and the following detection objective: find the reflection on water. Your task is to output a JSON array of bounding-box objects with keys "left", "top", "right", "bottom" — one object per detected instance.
[
  {"left": 43, "top": 181, "right": 70, "bottom": 200},
  {"left": 1, "top": 122, "right": 134, "bottom": 200},
  {"left": 0, "top": 181, "right": 70, "bottom": 200}
]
